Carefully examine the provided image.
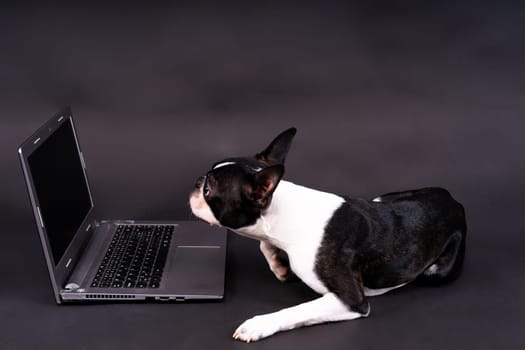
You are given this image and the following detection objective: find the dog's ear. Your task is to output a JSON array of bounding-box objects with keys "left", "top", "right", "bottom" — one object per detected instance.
[
  {"left": 250, "top": 165, "right": 284, "bottom": 208},
  {"left": 256, "top": 128, "right": 297, "bottom": 165}
]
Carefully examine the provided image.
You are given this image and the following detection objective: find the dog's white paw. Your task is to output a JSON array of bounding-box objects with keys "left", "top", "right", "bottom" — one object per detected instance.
[{"left": 232, "top": 315, "right": 280, "bottom": 343}]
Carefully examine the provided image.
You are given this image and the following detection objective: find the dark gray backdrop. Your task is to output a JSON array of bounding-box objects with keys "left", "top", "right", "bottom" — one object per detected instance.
[{"left": 1, "top": 1, "right": 524, "bottom": 349}]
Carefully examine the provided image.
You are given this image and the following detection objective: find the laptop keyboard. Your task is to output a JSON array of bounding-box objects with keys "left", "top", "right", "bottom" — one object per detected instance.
[{"left": 91, "top": 224, "right": 174, "bottom": 289}]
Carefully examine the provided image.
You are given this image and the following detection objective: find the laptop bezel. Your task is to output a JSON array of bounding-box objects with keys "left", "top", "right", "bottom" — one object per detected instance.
[{"left": 18, "top": 107, "right": 97, "bottom": 304}]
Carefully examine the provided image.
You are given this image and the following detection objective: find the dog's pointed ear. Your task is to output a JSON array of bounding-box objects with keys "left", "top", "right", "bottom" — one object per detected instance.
[
  {"left": 251, "top": 165, "right": 284, "bottom": 208},
  {"left": 256, "top": 127, "right": 297, "bottom": 165}
]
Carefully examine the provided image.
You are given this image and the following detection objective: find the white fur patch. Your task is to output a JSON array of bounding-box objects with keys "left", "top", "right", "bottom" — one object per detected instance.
[
  {"left": 372, "top": 196, "right": 382, "bottom": 202},
  {"left": 189, "top": 189, "right": 219, "bottom": 225},
  {"left": 363, "top": 283, "right": 407, "bottom": 297},
  {"left": 212, "top": 161, "right": 236, "bottom": 169},
  {"left": 425, "top": 263, "right": 439, "bottom": 275}
]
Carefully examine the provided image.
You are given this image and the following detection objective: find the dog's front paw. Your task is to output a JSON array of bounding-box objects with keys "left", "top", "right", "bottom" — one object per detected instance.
[
  {"left": 270, "top": 253, "right": 290, "bottom": 282},
  {"left": 233, "top": 315, "right": 280, "bottom": 343}
]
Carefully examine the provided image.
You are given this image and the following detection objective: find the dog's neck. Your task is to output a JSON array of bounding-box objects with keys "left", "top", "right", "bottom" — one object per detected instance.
[{"left": 233, "top": 180, "right": 345, "bottom": 251}]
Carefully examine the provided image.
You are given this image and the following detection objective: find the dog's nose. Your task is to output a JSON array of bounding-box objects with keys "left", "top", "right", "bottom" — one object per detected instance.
[{"left": 195, "top": 176, "right": 205, "bottom": 189}]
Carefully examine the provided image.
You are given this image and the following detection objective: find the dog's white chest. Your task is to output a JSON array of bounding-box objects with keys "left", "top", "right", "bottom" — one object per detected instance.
[{"left": 257, "top": 181, "right": 346, "bottom": 295}]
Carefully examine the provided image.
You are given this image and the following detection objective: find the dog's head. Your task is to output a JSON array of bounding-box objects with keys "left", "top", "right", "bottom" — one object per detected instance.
[{"left": 189, "top": 128, "right": 296, "bottom": 229}]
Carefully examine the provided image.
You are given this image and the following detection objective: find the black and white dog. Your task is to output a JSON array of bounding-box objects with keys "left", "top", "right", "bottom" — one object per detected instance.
[{"left": 189, "top": 128, "right": 466, "bottom": 343}]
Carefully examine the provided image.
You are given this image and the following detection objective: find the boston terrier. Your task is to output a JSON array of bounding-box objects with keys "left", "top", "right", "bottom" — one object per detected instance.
[{"left": 189, "top": 128, "right": 466, "bottom": 343}]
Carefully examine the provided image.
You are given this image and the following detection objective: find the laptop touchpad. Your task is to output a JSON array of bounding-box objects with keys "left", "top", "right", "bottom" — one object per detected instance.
[{"left": 166, "top": 246, "right": 224, "bottom": 294}]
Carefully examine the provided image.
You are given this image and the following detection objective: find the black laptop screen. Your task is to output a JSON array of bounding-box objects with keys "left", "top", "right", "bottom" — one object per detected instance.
[{"left": 28, "top": 119, "right": 92, "bottom": 264}]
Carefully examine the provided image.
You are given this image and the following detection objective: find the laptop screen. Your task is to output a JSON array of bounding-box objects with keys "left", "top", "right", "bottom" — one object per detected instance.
[{"left": 28, "top": 119, "right": 92, "bottom": 265}]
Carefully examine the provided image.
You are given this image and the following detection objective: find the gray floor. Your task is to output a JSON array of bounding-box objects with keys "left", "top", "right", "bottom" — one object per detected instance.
[{"left": 1, "top": 2, "right": 524, "bottom": 349}]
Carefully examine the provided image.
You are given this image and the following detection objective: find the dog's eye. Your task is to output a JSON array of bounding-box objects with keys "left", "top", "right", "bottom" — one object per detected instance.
[{"left": 203, "top": 184, "right": 210, "bottom": 197}]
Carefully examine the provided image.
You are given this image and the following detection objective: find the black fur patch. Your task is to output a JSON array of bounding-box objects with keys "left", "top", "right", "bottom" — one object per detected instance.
[
  {"left": 204, "top": 161, "right": 262, "bottom": 229},
  {"left": 315, "top": 187, "right": 466, "bottom": 312},
  {"left": 202, "top": 157, "right": 284, "bottom": 229}
]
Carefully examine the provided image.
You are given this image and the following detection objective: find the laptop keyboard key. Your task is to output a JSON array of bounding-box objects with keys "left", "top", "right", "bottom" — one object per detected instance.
[{"left": 89, "top": 224, "right": 174, "bottom": 290}]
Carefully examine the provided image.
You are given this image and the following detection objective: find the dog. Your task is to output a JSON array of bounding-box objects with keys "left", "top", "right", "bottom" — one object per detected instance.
[{"left": 189, "top": 127, "right": 466, "bottom": 342}]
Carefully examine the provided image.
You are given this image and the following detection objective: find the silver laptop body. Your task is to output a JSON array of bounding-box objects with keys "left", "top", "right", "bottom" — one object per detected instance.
[{"left": 18, "top": 107, "right": 227, "bottom": 304}]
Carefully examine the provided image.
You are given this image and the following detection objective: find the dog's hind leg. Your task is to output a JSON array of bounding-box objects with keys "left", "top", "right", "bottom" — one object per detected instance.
[{"left": 416, "top": 230, "right": 466, "bottom": 285}]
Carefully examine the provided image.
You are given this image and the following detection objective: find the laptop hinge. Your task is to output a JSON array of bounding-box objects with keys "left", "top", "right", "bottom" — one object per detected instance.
[{"left": 62, "top": 219, "right": 100, "bottom": 291}]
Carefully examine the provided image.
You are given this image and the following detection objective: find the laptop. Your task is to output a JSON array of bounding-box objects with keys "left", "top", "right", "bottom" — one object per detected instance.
[{"left": 18, "top": 107, "right": 227, "bottom": 304}]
